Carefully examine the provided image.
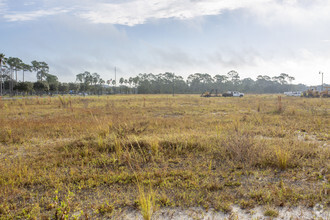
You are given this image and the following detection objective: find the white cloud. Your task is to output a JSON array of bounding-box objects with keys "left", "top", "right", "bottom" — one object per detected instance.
[
  {"left": 76, "top": 0, "right": 330, "bottom": 27},
  {"left": 0, "top": 0, "right": 7, "bottom": 13},
  {"left": 246, "top": 53, "right": 329, "bottom": 85},
  {"left": 1, "top": 0, "right": 330, "bottom": 26},
  {"left": 78, "top": 0, "right": 269, "bottom": 26},
  {"left": 3, "top": 7, "right": 69, "bottom": 22},
  {"left": 249, "top": 0, "right": 330, "bottom": 27}
]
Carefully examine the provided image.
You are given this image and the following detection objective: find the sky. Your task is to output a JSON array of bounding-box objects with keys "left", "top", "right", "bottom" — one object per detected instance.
[{"left": 0, "top": 0, "right": 329, "bottom": 85}]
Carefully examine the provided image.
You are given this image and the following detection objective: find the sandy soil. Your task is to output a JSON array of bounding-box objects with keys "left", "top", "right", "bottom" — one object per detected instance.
[{"left": 111, "top": 205, "right": 329, "bottom": 220}]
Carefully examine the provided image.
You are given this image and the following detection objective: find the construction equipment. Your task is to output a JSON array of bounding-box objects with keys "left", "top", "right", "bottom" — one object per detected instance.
[
  {"left": 201, "top": 89, "right": 220, "bottom": 97},
  {"left": 302, "top": 87, "right": 320, "bottom": 98},
  {"left": 320, "top": 86, "right": 330, "bottom": 98}
]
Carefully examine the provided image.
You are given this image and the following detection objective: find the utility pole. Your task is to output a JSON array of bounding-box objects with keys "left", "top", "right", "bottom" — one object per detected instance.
[
  {"left": 10, "top": 69, "right": 13, "bottom": 96},
  {"left": 115, "top": 67, "right": 117, "bottom": 86},
  {"left": 114, "top": 67, "right": 117, "bottom": 94},
  {"left": 0, "top": 67, "right": 2, "bottom": 96},
  {"left": 0, "top": 73, "right": 2, "bottom": 96},
  {"left": 172, "top": 72, "right": 175, "bottom": 97},
  {"left": 319, "top": 71, "right": 324, "bottom": 91}
]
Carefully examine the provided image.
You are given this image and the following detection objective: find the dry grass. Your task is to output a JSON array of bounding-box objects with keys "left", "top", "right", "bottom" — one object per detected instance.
[{"left": 0, "top": 94, "right": 329, "bottom": 218}]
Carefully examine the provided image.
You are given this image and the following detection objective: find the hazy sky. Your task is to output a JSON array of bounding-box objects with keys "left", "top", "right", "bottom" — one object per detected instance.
[{"left": 1, "top": 0, "right": 329, "bottom": 85}]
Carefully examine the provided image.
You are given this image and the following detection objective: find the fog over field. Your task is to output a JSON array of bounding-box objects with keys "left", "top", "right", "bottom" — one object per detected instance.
[{"left": 1, "top": 0, "right": 330, "bottom": 85}]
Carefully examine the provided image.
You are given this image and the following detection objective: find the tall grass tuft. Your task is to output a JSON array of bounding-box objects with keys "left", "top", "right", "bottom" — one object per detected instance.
[
  {"left": 150, "top": 139, "right": 159, "bottom": 157},
  {"left": 58, "top": 96, "right": 68, "bottom": 108},
  {"left": 276, "top": 147, "right": 289, "bottom": 170},
  {"left": 127, "top": 148, "right": 156, "bottom": 220},
  {"left": 137, "top": 181, "right": 156, "bottom": 220},
  {"left": 277, "top": 96, "right": 282, "bottom": 113}
]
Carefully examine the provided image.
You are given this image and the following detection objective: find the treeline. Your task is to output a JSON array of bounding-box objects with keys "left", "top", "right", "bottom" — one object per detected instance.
[
  {"left": 0, "top": 54, "right": 59, "bottom": 96},
  {"left": 0, "top": 53, "right": 308, "bottom": 96},
  {"left": 133, "top": 71, "right": 307, "bottom": 94}
]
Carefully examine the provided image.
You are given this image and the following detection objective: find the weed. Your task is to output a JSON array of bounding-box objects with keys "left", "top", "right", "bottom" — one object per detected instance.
[
  {"left": 137, "top": 182, "right": 156, "bottom": 220},
  {"left": 275, "top": 147, "right": 289, "bottom": 170},
  {"left": 97, "top": 202, "right": 114, "bottom": 215},
  {"left": 264, "top": 207, "right": 279, "bottom": 217},
  {"left": 53, "top": 190, "right": 74, "bottom": 220},
  {"left": 214, "top": 200, "right": 232, "bottom": 213}
]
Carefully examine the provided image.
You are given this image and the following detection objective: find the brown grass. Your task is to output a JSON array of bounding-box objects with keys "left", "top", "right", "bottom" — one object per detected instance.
[{"left": 0, "top": 94, "right": 329, "bottom": 218}]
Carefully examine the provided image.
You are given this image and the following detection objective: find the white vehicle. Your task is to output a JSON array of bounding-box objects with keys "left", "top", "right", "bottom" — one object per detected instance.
[
  {"left": 284, "top": 91, "right": 302, "bottom": 97},
  {"left": 222, "top": 91, "right": 244, "bottom": 97}
]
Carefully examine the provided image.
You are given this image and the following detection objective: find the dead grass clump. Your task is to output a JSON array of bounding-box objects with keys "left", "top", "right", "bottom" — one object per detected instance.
[
  {"left": 112, "top": 122, "right": 149, "bottom": 138},
  {"left": 275, "top": 147, "right": 289, "bottom": 170},
  {"left": 264, "top": 207, "right": 279, "bottom": 217},
  {"left": 205, "top": 181, "right": 224, "bottom": 191},
  {"left": 256, "top": 139, "right": 327, "bottom": 170},
  {"left": 255, "top": 145, "right": 292, "bottom": 170},
  {"left": 214, "top": 200, "right": 232, "bottom": 213},
  {"left": 220, "top": 132, "right": 257, "bottom": 165},
  {"left": 160, "top": 140, "right": 205, "bottom": 154}
]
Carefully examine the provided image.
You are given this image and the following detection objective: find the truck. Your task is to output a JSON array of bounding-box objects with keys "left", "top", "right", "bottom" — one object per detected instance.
[
  {"left": 222, "top": 91, "right": 244, "bottom": 97},
  {"left": 284, "top": 91, "right": 302, "bottom": 97}
]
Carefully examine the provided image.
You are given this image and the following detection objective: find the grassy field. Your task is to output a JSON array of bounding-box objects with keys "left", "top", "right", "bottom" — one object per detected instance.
[{"left": 0, "top": 94, "right": 329, "bottom": 219}]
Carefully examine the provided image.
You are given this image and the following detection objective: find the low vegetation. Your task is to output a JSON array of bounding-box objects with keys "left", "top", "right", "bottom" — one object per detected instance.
[{"left": 0, "top": 94, "right": 329, "bottom": 219}]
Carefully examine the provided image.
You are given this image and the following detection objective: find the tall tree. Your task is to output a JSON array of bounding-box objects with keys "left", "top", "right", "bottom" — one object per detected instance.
[
  {"left": 0, "top": 53, "right": 6, "bottom": 96},
  {"left": 119, "top": 77, "right": 124, "bottom": 86},
  {"left": 31, "top": 60, "right": 40, "bottom": 78},
  {"left": 32, "top": 60, "right": 49, "bottom": 81},
  {"left": 7, "top": 57, "right": 22, "bottom": 81},
  {"left": 45, "top": 73, "right": 58, "bottom": 84},
  {"left": 214, "top": 75, "right": 228, "bottom": 84},
  {"left": 38, "top": 62, "right": 49, "bottom": 81},
  {"left": 92, "top": 72, "right": 100, "bottom": 85},
  {"left": 227, "top": 70, "right": 240, "bottom": 85},
  {"left": 7, "top": 57, "right": 23, "bottom": 95},
  {"left": 21, "top": 63, "right": 32, "bottom": 82},
  {"left": 45, "top": 73, "right": 59, "bottom": 95},
  {"left": 76, "top": 71, "right": 93, "bottom": 92}
]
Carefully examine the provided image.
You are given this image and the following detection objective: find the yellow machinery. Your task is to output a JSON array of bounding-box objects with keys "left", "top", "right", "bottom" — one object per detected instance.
[
  {"left": 302, "top": 87, "right": 320, "bottom": 98},
  {"left": 320, "top": 86, "right": 330, "bottom": 98},
  {"left": 201, "top": 89, "right": 221, "bottom": 97}
]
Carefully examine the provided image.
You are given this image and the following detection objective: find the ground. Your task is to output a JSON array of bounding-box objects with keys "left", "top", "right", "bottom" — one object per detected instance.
[{"left": 0, "top": 94, "right": 329, "bottom": 219}]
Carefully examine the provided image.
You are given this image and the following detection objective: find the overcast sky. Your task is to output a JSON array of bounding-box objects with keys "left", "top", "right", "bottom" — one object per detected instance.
[{"left": 1, "top": 0, "right": 329, "bottom": 85}]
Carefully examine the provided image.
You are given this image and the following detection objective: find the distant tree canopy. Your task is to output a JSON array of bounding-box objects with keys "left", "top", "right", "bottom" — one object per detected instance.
[
  {"left": 33, "top": 81, "right": 49, "bottom": 95},
  {"left": 128, "top": 71, "right": 303, "bottom": 94},
  {"left": 0, "top": 52, "right": 313, "bottom": 96}
]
